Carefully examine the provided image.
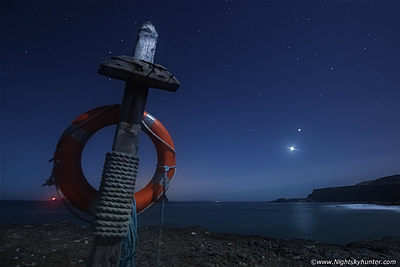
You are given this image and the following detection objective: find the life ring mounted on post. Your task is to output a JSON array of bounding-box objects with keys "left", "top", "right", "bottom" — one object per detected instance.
[{"left": 51, "top": 104, "right": 176, "bottom": 215}]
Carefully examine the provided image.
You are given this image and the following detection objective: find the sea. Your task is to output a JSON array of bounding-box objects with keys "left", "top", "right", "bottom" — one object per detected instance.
[{"left": 1, "top": 200, "right": 400, "bottom": 245}]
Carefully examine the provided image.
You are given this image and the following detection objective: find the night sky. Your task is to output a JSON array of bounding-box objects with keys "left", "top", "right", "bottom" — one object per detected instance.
[{"left": 1, "top": 1, "right": 400, "bottom": 202}]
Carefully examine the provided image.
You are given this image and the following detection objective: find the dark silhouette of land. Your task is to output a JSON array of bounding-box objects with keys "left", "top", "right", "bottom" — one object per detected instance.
[{"left": 272, "top": 174, "right": 400, "bottom": 205}]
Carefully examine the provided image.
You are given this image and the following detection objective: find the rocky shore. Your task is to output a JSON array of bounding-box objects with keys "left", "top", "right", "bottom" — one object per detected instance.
[{"left": 1, "top": 223, "right": 399, "bottom": 267}]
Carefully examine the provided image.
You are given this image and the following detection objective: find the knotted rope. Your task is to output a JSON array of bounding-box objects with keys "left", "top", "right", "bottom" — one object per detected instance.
[{"left": 94, "top": 151, "right": 139, "bottom": 238}]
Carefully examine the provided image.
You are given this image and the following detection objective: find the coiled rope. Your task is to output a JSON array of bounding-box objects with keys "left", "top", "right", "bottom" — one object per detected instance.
[
  {"left": 94, "top": 151, "right": 139, "bottom": 238},
  {"left": 47, "top": 107, "right": 175, "bottom": 266}
]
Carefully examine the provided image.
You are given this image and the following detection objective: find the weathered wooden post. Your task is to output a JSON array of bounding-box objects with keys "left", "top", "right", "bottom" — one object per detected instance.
[{"left": 86, "top": 22, "right": 179, "bottom": 266}]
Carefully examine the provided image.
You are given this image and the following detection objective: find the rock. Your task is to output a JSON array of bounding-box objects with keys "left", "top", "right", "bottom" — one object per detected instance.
[
  {"left": 238, "top": 252, "right": 247, "bottom": 259},
  {"left": 1, "top": 223, "right": 400, "bottom": 267},
  {"left": 307, "top": 174, "right": 400, "bottom": 203}
]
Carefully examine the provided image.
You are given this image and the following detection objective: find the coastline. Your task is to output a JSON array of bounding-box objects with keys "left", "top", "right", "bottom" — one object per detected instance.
[
  {"left": 1, "top": 223, "right": 399, "bottom": 267},
  {"left": 269, "top": 199, "right": 400, "bottom": 206}
]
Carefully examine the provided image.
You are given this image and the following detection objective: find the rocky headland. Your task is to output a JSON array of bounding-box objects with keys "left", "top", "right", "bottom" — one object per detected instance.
[{"left": 272, "top": 174, "right": 400, "bottom": 205}]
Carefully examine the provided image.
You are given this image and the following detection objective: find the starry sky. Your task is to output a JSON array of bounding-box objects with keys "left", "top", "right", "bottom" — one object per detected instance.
[{"left": 1, "top": 1, "right": 400, "bottom": 202}]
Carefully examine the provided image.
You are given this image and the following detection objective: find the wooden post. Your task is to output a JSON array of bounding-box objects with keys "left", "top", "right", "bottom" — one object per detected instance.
[{"left": 86, "top": 22, "right": 158, "bottom": 267}]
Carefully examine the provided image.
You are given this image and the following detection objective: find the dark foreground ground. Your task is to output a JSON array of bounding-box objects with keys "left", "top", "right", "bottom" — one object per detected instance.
[{"left": 0, "top": 223, "right": 399, "bottom": 267}]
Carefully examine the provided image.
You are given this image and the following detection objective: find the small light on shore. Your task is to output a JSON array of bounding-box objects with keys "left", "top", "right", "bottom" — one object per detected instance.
[{"left": 52, "top": 197, "right": 56, "bottom": 201}]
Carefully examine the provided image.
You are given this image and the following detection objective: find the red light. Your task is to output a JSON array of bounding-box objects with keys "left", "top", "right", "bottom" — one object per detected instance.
[{"left": 52, "top": 197, "right": 56, "bottom": 201}]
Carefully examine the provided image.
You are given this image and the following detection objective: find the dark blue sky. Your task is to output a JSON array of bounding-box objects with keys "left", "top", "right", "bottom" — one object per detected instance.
[{"left": 1, "top": 1, "right": 399, "bottom": 201}]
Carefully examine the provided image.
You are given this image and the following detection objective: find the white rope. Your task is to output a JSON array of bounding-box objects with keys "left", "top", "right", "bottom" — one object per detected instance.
[
  {"left": 94, "top": 151, "right": 139, "bottom": 238},
  {"left": 142, "top": 120, "right": 176, "bottom": 153}
]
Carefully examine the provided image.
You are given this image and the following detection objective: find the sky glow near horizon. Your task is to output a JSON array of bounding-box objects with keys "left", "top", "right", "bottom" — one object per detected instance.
[{"left": 1, "top": 1, "right": 400, "bottom": 201}]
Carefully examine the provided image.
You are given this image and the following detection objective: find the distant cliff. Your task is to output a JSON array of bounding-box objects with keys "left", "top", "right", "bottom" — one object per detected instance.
[{"left": 306, "top": 174, "right": 400, "bottom": 205}]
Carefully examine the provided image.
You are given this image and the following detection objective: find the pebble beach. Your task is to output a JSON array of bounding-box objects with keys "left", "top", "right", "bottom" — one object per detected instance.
[{"left": 1, "top": 223, "right": 399, "bottom": 267}]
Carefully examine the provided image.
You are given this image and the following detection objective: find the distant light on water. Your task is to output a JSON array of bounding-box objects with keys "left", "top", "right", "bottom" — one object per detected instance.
[
  {"left": 337, "top": 204, "right": 400, "bottom": 213},
  {"left": 52, "top": 197, "right": 56, "bottom": 201}
]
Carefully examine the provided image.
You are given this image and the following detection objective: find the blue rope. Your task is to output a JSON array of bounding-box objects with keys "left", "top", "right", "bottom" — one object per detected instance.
[
  {"left": 155, "top": 194, "right": 166, "bottom": 267},
  {"left": 119, "top": 198, "right": 138, "bottom": 267}
]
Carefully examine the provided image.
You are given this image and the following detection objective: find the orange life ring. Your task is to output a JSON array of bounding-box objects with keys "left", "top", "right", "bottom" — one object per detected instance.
[{"left": 53, "top": 104, "right": 176, "bottom": 215}]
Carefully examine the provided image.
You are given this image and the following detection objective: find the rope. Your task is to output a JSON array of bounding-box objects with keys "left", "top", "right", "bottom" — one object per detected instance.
[
  {"left": 155, "top": 166, "right": 171, "bottom": 267},
  {"left": 141, "top": 120, "right": 175, "bottom": 153},
  {"left": 94, "top": 151, "right": 139, "bottom": 238},
  {"left": 119, "top": 198, "right": 138, "bottom": 267},
  {"left": 46, "top": 106, "right": 177, "bottom": 266}
]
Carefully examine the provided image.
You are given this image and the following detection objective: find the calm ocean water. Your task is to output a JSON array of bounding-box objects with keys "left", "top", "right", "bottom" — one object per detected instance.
[{"left": 1, "top": 201, "right": 400, "bottom": 244}]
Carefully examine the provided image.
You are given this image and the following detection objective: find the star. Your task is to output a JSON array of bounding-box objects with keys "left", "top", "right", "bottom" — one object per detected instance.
[
  {"left": 287, "top": 146, "right": 300, "bottom": 152},
  {"left": 297, "top": 128, "right": 301, "bottom": 132}
]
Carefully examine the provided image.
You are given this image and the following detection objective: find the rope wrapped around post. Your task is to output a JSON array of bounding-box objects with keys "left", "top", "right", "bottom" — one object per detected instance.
[{"left": 94, "top": 151, "right": 139, "bottom": 238}]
